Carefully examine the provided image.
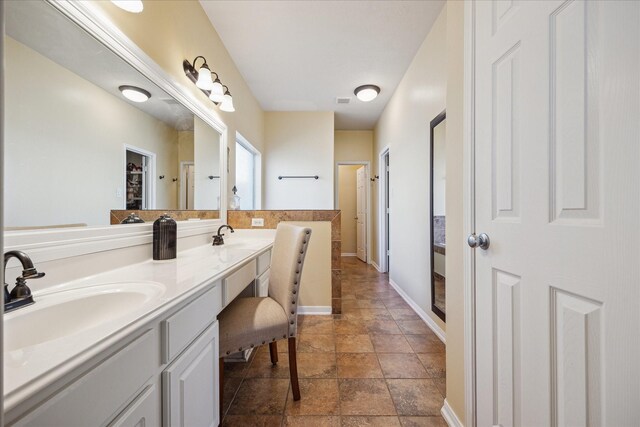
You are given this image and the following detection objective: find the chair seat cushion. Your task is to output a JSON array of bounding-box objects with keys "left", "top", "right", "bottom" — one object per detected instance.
[{"left": 218, "top": 297, "right": 289, "bottom": 357}]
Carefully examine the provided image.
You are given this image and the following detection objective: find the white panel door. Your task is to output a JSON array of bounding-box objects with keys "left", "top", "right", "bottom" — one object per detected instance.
[
  {"left": 474, "top": 1, "right": 640, "bottom": 426},
  {"left": 356, "top": 166, "right": 367, "bottom": 262}
]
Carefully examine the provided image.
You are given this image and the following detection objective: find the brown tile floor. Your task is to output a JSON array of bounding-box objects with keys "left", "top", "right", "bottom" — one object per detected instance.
[{"left": 221, "top": 257, "right": 447, "bottom": 426}]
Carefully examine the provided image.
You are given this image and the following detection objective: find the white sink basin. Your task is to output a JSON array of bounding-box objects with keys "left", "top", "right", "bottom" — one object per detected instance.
[{"left": 4, "top": 282, "right": 165, "bottom": 352}]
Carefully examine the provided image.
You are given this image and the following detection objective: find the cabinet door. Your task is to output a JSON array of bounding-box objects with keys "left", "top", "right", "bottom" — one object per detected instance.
[
  {"left": 163, "top": 322, "right": 219, "bottom": 427},
  {"left": 109, "top": 384, "right": 159, "bottom": 427}
]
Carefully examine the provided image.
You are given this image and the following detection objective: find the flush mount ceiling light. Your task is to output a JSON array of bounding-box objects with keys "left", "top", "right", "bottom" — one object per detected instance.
[
  {"left": 183, "top": 56, "right": 234, "bottom": 112},
  {"left": 110, "top": 0, "right": 144, "bottom": 13},
  {"left": 354, "top": 85, "right": 380, "bottom": 102},
  {"left": 119, "top": 85, "right": 151, "bottom": 103}
]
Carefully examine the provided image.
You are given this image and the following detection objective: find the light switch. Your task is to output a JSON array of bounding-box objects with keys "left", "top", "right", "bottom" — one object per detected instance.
[
  {"left": 251, "top": 218, "right": 264, "bottom": 227},
  {"left": 116, "top": 187, "right": 123, "bottom": 198}
]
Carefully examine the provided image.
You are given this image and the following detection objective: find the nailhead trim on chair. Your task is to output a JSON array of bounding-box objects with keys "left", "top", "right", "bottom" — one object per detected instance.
[{"left": 287, "top": 229, "right": 311, "bottom": 338}]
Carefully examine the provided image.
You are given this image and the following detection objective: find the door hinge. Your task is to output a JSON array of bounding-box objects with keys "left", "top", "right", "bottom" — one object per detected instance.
[{"left": 387, "top": 249, "right": 390, "bottom": 256}]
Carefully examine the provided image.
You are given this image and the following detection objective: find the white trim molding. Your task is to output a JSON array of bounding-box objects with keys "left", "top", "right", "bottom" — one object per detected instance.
[
  {"left": 389, "top": 279, "right": 446, "bottom": 343},
  {"left": 371, "top": 260, "right": 381, "bottom": 272},
  {"left": 463, "top": 1, "right": 477, "bottom": 426},
  {"left": 4, "top": 220, "right": 220, "bottom": 265},
  {"left": 442, "top": 399, "right": 464, "bottom": 427},
  {"left": 298, "top": 306, "right": 332, "bottom": 315},
  {"left": 377, "top": 146, "right": 390, "bottom": 273},
  {"left": 341, "top": 253, "right": 357, "bottom": 257}
]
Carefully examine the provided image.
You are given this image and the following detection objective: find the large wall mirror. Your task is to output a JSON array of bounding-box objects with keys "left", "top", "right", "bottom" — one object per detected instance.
[
  {"left": 4, "top": 1, "right": 223, "bottom": 230},
  {"left": 430, "top": 110, "right": 446, "bottom": 322}
]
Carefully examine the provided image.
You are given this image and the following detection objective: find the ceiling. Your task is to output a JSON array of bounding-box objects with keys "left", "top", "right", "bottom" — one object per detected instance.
[{"left": 200, "top": 0, "right": 445, "bottom": 130}]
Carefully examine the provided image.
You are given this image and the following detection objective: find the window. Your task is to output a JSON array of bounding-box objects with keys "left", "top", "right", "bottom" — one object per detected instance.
[{"left": 235, "top": 134, "right": 261, "bottom": 210}]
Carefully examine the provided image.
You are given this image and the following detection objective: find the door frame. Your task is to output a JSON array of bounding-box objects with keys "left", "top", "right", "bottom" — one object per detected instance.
[
  {"left": 123, "top": 144, "right": 157, "bottom": 210},
  {"left": 377, "top": 147, "right": 390, "bottom": 273},
  {"left": 459, "top": 1, "right": 477, "bottom": 426},
  {"left": 334, "top": 161, "right": 371, "bottom": 264},
  {"left": 179, "top": 161, "right": 194, "bottom": 210}
]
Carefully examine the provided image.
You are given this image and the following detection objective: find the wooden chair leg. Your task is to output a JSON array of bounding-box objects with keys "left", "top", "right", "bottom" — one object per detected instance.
[
  {"left": 288, "top": 337, "right": 301, "bottom": 401},
  {"left": 219, "top": 357, "right": 224, "bottom": 423},
  {"left": 269, "top": 341, "right": 279, "bottom": 365}
]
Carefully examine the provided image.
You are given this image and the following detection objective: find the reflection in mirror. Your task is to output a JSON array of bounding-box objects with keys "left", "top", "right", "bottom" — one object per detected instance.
[
  {"left": 3, "top": 1, "right": 221, "bottom": 230},
  {"left": 430, "top": 111, "right": 446, "bottom": 322}
]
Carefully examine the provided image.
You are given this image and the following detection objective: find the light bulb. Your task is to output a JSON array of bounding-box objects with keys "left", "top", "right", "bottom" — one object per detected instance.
[
  {"left": 196, "top": 65, "right": 213, "bottom": 90},
  {"left": 209, "top": 79, "right": 225, "bottom": 102},
  {"left": 220, "top": 93, "right": 235, "bottom": 112},
  {"left": 119, "top": 85, "right": 150, "bottom": 103},
  {"left": 110, "top": 0, "right": 143, "bottom": 13},
  {"left": 354, "top": 85, "right": 380, "bottom": 102}
]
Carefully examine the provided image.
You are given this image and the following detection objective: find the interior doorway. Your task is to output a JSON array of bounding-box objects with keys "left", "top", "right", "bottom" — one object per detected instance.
[
  {"left": 378, "top": 148, "right": 390, "bottom": 273},
  {"left": 335, "top": 162, "right": 371, "bottom": 264},
  {"left": 124, "top": 145, "right": 155, "bottom": 210}
]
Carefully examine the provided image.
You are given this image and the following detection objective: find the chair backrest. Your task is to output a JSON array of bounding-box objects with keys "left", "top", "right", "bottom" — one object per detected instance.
[{"left": 268, "top": 223, "right": 312, "bottom": 338}]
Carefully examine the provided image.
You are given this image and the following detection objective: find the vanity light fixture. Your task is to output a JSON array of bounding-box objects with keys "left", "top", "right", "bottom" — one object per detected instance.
[
  {"left": 183, "top": 56, "right": 234, "bottom": 111},
  {"left": 354, "top": 84, "right": 380, "bottom": 102},
  {"left": 110, "top": 0, "right": 144, "bottom": 13},
  {"left": 119, "top": 85, "right": 151, "bottom": 103}
]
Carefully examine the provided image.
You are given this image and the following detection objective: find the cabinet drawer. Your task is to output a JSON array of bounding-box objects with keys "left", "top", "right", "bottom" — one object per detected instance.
[
  {"left": 255, "top": 268, "right": 270, "bottom": 297},
  {"left": 256, "top": 249, "right": 271, "bottom": 276},
  {"left": 109, "top": 384, "right": 159, "bottom": 427},
  {"left": 223, "top": 259, "right": 256, "bottom": 306},
  {"left": 13, "top": 330, "right": 157, "bottom": 427},
  {"left": 162, "top": 285, "right": 221, "bottom": 364}
]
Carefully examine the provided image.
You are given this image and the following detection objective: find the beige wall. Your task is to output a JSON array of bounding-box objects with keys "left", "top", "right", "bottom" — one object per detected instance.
[
  {"left": 4, "top": 37, "right": 179, "bottom": 227},
  {"left": 338, "top": 165, "right": 360, "bottom": 254},
  {"left": 445, "top": 0, "right": 466, "bottom": 422},
  {"left": 264, "top": 112, "right": 335, "bottom": 209},
  {"left": 178, "top": 131, "right": 194, "bottom": 163},
  {"left": 373, "top": 6, "right": 447, "bottom": 334},
  {"left": 371, "top": 4, "right": 466, "bottom": 422},
  {"left": 287, "top": 221, "right": 332, "bottom": 308},
  {"left": 334, "top": 130, "right": 373, "bottom": 163},
  {"left": 92, "top": 0, "right": 265, "bottom": 206}
]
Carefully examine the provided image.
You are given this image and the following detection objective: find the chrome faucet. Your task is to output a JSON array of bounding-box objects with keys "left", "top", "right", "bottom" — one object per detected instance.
[
  {"left": 213, "top": 225, "right": 234, "bottom": 246},
  {"left": 4, "top": 250, "right": 45, "bottom": 313}
]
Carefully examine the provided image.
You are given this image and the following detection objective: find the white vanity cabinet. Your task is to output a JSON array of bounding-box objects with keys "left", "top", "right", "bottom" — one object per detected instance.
[
  {"left": 8, "top": 286, "right": 220, "bottom": 427},
  {"left": 6, "top": 246, "right": 273, "bottom": 427},
  {"left": 11, "top": 329, "right": 161, "bottom": 427}
]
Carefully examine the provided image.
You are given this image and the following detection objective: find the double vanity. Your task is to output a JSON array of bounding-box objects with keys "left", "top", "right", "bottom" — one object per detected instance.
[{"left": 4, "top": 231, "right": 275, "bottom": 426}]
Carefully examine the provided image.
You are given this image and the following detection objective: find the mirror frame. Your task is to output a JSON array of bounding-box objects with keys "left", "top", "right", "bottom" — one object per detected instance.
[
  {"left": 4, "top": 1, "right": 228, "bottom": 261},
  {"left": 430, "top": 109, "right": 446, "bottom": 322}
]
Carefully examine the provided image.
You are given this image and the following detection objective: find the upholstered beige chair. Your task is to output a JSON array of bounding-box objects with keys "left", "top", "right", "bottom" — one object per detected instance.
[{"left": 218, "top": 223, "right": 312, "bottom": 412}]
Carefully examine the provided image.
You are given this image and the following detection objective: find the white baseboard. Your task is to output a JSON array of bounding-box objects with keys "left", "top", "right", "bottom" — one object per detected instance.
[
  {"left": 441, "top": 399, "right": 464, "bottom": 427},
  {"left": 341, "top": 253, "right": 357, "bottom": 257},
  {"left": 371, "top": 260, "right": 381, "bottom": 272},
  {"left": 298, "top": 306, "right": 332, "bottom": 315},
  {"left": 389, "top": 279, "right": 446, "bottom": 343}
]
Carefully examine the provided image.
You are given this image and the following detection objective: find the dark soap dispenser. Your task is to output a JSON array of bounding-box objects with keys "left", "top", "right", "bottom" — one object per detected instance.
[{"left": 153, "top": 213, "right": 177, "bottom": 260}]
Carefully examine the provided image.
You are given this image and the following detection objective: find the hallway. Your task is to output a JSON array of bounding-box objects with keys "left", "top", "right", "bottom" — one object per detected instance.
[{"left": 221, "top": 257, "right": 447, "bottom": 426}]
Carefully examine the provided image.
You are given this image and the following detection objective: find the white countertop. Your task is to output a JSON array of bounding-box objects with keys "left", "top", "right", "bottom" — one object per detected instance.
[{"left": 3, "top": 230, "right": 275, "bottom": 411}]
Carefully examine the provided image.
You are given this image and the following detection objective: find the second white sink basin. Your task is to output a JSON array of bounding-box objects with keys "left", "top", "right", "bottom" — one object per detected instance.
[{"left": 4, "top": 282, "right": 165, "bottom": 352}]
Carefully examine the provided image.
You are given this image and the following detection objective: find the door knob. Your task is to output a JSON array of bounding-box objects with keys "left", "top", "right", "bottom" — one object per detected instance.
[{"left": 467, "top": 233, "right": 490, "bottom": 250}]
